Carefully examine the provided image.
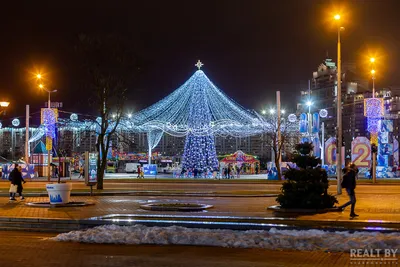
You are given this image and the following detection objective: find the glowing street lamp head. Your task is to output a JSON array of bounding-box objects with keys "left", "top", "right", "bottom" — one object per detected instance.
[
  {"left": 371, "top": 69, "right": 376, "bottom": 75},
  {"left": 0, "top": 101, "right": 10, "bottom": 107},
  {"left": 36, "top": 74, "right": 42, "bottom": 79},
  {"left": 306, "top": 101, "right": 313, "bottom": 107},
  {"left": 39, "top": 84, "right": 44, "bottom": 89},
  {"left": 261, "top": 110, "right": 266, "bottom": 115},
  {"left": 334, "top": 14, "right": 341, "bottom": 20},
  {"left": 128, "top": 113, "right": 132, "bottom": 118},
  {"left": 269, "top": 108, "right": 275, "bottom": 114},
  {"left": 281, "top": 109, "right": 286, "bottom": 114},
  {"left": 370, "top": 57, "right": 375, "bottom": 63}
]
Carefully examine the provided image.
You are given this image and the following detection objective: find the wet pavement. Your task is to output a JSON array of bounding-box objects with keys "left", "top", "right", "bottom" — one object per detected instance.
[
  {"left": 0, "top": 231, "right": 359, "bottom": 267},
  {"left": 0, "top": 183, "right": 400, "bottom": 231}
]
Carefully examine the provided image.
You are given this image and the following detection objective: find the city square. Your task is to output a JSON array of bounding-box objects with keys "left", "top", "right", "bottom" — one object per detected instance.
[{"left": 1, "top": 1, "right": 400, "bottom": 266}]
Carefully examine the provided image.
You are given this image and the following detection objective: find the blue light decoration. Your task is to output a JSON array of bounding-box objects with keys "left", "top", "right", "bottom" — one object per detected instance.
[
  {"left": 299, "top": 113, "right": 307, "bottom": 133},
  {"left": 0, "top": 122, "right": 2, "bottom": 129},
  {"left": 181, "top": 66, "right": 219, "bottom": 172},
  {"left": 70, "top": 113, "right": 78, "bottom": 121},
  {"left": 130, "top": 61, "right": 264, "bottom": 169},
  {"left": 365, "top": 98, "right": 384, "bottom": 145},
  {"left": 12, "top": 118, "right": 20, "bottom": 127},
  {"left": 43, "top": 109, "right": 56, "bottom": 139},
  {"left": 312, "top": 112, "right": 320, "bottom": 133},
  {"left": 131, "top": 61, "right": 264, "bottom": 138}
]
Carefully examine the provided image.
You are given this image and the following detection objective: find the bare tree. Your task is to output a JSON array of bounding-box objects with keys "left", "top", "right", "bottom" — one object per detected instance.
[
  {"left": 262, "top": 114, "right": 298, "bottom": 180},
  {"left": 77, "top": 34, "right": 138, "bottom": 189}
]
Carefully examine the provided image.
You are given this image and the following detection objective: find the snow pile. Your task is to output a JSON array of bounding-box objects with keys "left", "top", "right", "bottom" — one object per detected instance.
[{"left": 53, "top": 225, "right": 400, "bottom": 252}]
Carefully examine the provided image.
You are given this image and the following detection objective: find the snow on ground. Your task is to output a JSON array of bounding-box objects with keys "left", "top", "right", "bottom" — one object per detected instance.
[{"left": 53, "top": 225, "right": 400, "bottom": 252}]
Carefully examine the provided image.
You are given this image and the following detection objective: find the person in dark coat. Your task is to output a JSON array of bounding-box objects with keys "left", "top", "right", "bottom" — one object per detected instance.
[
  {"left": 339, "top": 163, "right": 358, "bottom": 217},
  {"left": 9, "top": 164, "right": 25, "bottom": 201}
]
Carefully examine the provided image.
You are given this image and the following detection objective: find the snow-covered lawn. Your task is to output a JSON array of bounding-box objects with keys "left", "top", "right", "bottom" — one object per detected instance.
[{"left": 53, "top": 225, "right": 400, "bottom": 252}]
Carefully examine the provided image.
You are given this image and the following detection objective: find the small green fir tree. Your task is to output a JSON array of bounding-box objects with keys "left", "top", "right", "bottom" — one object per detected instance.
[{"left": 276, "top": 142, "right": 338, "bottom": 209}]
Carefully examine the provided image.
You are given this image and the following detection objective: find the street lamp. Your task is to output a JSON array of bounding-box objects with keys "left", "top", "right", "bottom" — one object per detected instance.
[
  {"left": 0, "top": 101, "right": 10, "bottom": 108},
  {"left": 0, "top": 101, "right": 10, "bottom": 116},
  {"left": 306, "top": 100, "right": 313, "bottom": 114},
  {"left": 261, "top": 110, "right": 266, "bottom": 115},
  {"left": 37, "top": 76, "right": 57, "bottom": 182},
  {"left": 370, "top": 57, "right": 376, "bottom": 97},
  {"left": 334, "top": 13, "right": 343, "bottom": 195},
  {"left": 269, "top": 108, "right": 275, "bottom": 114}
]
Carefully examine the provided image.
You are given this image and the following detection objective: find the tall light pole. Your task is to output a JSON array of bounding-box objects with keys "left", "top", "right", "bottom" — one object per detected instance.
[
  {"left": 38, "top": 76, "right": 57, "bottom": 182},
  {"left": 334, "top": 14, "right": 343, "bottom": 195},
  {"left": 370, "top": 58, "right": 377, "bottom": 183},
  {"left": 306, "top": 101, "right": 312, "bottom": 137},
  {"left": 277, "top": 91, "right": 282, "bottom": 166}
]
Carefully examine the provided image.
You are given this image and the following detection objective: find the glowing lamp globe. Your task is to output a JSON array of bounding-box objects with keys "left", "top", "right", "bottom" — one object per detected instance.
[
  {"left": 319, "top": 109, "right": 328, "bottom": 118},
  {"left": 288, "top": 114, "right": 297, "bottom": 123},
  {"left": 70, "top": 113, "right": 78, "bottom": 121},
  {"left": 12, "top": 118, "right": 20, "bottom": 127}
]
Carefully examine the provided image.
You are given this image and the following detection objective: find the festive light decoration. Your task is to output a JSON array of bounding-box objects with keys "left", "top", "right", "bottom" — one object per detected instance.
[
  {"left": 319, "top": 109, "right": 328, "bottom": 118},
  {"left": 130, "top": 67, "right": 266, "bottom": 170},
  {"left": 43, "top": 108, "right": 56, "bottom": 139},
  {"left": 288, "top": 114, "right": 297, "bottom": 123},
  {"left": 0, "top": 122, "right": 2, "bottom": 129},
  {"left": 181, "top": 69, "right": 219, "bottom": 171},
  {"left": 131, "top": 69, "right": 264, "bottom": 138},
  {"left": 365, "top": 98, "right": 384, "bottom": 146},
  {"left": 70, "top": 113, "right": 78, "bottom": 121},
  {"left": 12, "top": 119, "right": 20, "bottom": 127}
]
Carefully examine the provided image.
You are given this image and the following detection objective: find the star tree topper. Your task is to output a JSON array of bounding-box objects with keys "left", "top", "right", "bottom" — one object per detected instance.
[{"left": 195, "top": 60, "right": 204, "bottom": 70}]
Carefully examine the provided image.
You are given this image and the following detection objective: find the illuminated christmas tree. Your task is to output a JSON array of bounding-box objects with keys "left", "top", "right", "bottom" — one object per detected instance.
[{"left": 182, "top": 61, "right": 218, "bottom": 172}]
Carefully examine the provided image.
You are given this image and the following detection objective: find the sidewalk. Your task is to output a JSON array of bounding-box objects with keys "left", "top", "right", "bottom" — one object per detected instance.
[{"left": 1, "top": 184, "right": 400, "bottom": 232}]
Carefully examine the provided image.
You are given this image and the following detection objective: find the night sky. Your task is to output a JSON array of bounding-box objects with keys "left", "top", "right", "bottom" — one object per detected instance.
[{"left": 0, "top": 0, "right": 399, "bottom": 123}]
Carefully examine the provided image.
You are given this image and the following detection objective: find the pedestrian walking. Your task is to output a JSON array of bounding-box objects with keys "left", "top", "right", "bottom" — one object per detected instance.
[
  {"left": 338, "top": 163, "right": 359, "bottom": 218},
  {"left": 137, "top": 165, "right": 141, "bottom": 178},
  {"left": 54, "top": 166, "right": 59, "bottom": 179},
  {"left": 78, "top": 167, "right": 84, "bottom": 179},
  {"left": 9, "top": 164, "right": 25, "bottom": 201},
  {"left": 224, "top": 167, "right": 228, "bottom": 179},
  {"left": 236, "top": 165, "right": 241, "bottom": 179}
]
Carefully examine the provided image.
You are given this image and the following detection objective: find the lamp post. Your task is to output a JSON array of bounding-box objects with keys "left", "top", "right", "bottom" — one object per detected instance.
[
  {"left": 306, "top": 101, "right": 312, "bottom": 137},
  {"left": 370, "top": 58, "right": 377, "bottom": 183},
  {"left": 38, "top": 77, "right": 57, "bottom": 182},
  {"left": 334, "top": 14, "right": 343, "bottom": 195}
]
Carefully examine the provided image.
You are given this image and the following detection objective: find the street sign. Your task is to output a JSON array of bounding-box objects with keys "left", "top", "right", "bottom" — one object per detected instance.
[{"left": 44, "top": 102, "right": 63, "bottom": 108}]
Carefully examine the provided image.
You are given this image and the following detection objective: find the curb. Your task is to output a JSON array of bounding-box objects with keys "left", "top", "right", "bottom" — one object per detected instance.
[
  {"left": 267, "top": 205, "right": 340, "bottom": 214},
  {"left": 0, "top": 192, "right": 279, "bottom": 198},
  {"left": 2, "top": 214, "right": 400, "bottom": 233}
]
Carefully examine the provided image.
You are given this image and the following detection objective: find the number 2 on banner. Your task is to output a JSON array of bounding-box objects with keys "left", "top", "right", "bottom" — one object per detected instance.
[{"left": 353, "top": 143, "right": 371, "bottom": 167}]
